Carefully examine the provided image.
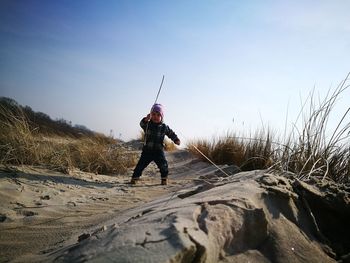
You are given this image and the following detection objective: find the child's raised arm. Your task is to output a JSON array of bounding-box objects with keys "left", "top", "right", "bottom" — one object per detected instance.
[{"left": 140, "top": 114, "right": 150, "bottom": 129}]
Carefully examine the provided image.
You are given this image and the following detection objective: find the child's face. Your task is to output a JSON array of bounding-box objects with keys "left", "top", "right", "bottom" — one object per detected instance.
[{"left": 151, "top": 111, "right": 162, "bottom": 123}]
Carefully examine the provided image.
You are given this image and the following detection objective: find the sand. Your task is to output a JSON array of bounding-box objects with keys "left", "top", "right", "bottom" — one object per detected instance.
[
  {"left": 1, "top": 150, "right": 349, "bottom": 262},
  {"left": 0, "top": 150, "right": 201, "bottom": 262}
]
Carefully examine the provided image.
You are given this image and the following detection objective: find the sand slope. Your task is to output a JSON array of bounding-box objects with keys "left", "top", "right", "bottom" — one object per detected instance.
[
  {"left": 0, "top": 151, "right": 196, "bottom": 262},
  {"left": 1, "top": 150, "right": 349, "bottom": 262}
]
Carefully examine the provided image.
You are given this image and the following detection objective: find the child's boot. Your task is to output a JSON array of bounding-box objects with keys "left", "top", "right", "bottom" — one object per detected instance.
[
  {"left": 161, "top": 178, "right": 168, "bottom": 185},
  {"left": 130, "top": 178, "right": 139, "bottom": 185}
]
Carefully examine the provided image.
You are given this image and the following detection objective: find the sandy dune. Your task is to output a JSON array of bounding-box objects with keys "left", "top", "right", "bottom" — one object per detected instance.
[
  {"left": 1, "top": 150, "right": 349, "bottom": 262},
  {"left": 0, "top": 151, "right": 198, "bottom": 262}
]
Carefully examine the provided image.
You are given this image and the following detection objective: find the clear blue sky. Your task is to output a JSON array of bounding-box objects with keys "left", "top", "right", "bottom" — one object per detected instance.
[{"left": 1, "top": 0, "right": 349, "bottom": 143}]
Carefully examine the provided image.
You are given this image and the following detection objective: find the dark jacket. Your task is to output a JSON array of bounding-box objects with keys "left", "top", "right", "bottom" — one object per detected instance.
[{"left": 140, "top": 118, "right": 179, "bottom": 151}]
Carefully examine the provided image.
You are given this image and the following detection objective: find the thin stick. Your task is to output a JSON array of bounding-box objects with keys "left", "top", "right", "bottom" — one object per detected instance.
[
  {"left": 154, "top": 75, "right": 165, "bottom": 104},
  {"left": 189, "top": 145, "right": 230, "bottom": 177},
  {"left": 144, "top": 75, "right": 165, "bottom": 146}
]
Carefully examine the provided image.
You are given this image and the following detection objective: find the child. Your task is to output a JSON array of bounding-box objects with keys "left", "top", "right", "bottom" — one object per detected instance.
[{"left": 131, "top": 103, "right": 180, "bottom": 185}]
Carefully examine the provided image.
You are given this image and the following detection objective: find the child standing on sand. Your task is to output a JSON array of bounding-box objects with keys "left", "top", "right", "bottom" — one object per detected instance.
[{"left": 131, "top": 103, "right": 180, "bottom": 185}]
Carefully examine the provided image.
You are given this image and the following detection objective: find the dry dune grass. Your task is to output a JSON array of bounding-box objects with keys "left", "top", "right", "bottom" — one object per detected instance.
[
  {"left": 189, "top": 74, "right": 350, "bottom": 183},
  {"left": 1, "top": 73, "right": 348, "bottom": 182},
  {"left": 0, "top": 106, "right": 137, "bottom": 174},
  {"left": 187, "top": 130, "right": 275, "bottom": 171}
]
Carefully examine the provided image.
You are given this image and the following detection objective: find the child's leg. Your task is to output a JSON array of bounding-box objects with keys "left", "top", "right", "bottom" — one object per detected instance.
[
  {"left": 154, "top": 150, "right": 169, "bottom": 179},
  {"left": 132, "top": 151, "right": 152, "bottom": 179}
]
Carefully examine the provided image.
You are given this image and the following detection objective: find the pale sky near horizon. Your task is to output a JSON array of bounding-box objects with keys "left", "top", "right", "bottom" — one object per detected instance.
[{"left": 1, "top": 0, "right": 349, "bottom": 144}]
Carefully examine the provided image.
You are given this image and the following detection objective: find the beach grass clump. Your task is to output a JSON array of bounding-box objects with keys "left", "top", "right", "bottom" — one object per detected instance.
[
  {"left": 187, "top": 130, "right": 275, "bottom": 171},
  {"left": 0, "top": 105, "right": 40, "bottom": 165},
  {"left": 279, "top": 74, "right": 350, "bottom": 182},
  {"left": 67, "top": 136, "right": 138, "bottom": 174},
  {"left": 0, "top": 105, "right": 137, "bottom": 175},
  {"left": 188, "top": 73, "right": 350, "bottom": 183}
]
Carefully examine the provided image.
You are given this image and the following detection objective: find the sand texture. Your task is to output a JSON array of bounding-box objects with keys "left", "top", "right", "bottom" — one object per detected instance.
[{"left": 1, "top": 150, "right": 349, "bottom": 262}]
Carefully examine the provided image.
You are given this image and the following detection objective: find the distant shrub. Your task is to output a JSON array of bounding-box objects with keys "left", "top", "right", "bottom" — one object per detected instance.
[{"left": 0, "top": 97, "right": 95, "bottom": 138}]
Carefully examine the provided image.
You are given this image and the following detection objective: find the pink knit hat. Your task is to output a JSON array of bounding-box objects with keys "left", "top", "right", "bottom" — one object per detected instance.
[{"left": 151, "top": 103, "right": 164, "bottom": 119}]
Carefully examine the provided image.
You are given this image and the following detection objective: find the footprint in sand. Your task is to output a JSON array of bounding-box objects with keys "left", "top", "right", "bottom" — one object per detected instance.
[
  {"left": 67, "top": 201, "right": 77, "bottom": 207},
  {"left": 0, "top": 214, "right": 7, "bottom": 222},
  {"left": 34, "top": 201, "right": 43, "bottom": 206},
  {"left": 40, "top": 195, "right": 50, "bottom": 200},
  {"left": 16, "top": 210, "right": 38, "bottom": 217}
]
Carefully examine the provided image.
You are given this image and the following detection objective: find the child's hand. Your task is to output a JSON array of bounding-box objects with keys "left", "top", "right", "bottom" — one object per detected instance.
[
  {"left": 174, "top": 139, "right": 180, "bottom": 145},
  {"left": 145, "top": 114, "right": 151, "bottom": 121}
]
